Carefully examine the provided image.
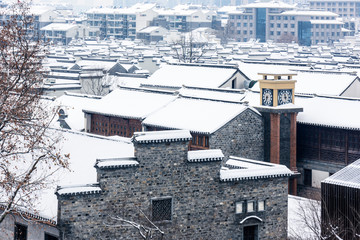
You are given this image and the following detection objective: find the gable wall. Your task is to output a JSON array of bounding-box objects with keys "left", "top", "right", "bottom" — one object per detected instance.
[
  {"left": 57, "top": 139, "right": 287, "bottom": 239},
  {"left": 210, "top": 108, "right": 264, "bottom": 161}
]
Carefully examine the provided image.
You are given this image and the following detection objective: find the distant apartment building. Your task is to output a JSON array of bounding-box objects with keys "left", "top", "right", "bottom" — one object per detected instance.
[
  {"left": 152, "top": 5, "right": 218, "bottom": 32},
  {"left": 41, "top": 23, "right": 88, "bottom": 45},
  {"left": 86, "top": 3, "right": 158, "bottom": 39},
  {"left": 309, "top": 0, "right": 360, "bottom": 18},
  {"left": 227, "top": 0, "right": 345, "bottom": 45},
  {"left": 0, "top": 6, "right": 58, "bottom": 39},
  {"left": 309, "top": 0, "right": 358, "bottom": 33}
]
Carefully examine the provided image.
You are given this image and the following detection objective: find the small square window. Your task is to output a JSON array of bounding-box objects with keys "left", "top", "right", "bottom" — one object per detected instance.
[
  {"left": 258, "top": 200, "right": 265, "bottom": 211},
  {"left": 236, "top": 201, "right": 244, "bottom": 214},
  {"left": 247, "top": 201, "right": 255, "bottom": 212},
  {"left": 152, "top": 198, "right": 172, "bottom": 221},
  {"left": 15, "top": 223, "right": 27, "bottom": 240}
]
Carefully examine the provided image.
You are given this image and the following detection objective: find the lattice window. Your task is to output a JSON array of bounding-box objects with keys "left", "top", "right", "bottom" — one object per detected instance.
[{"left": 152, "top": 198, "right": 172, "bottom": 221}]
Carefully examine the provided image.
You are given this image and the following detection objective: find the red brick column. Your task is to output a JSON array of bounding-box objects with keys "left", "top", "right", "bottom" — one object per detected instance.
[{"left": 270, "top": 113, "right": 280, "bottom": 164}]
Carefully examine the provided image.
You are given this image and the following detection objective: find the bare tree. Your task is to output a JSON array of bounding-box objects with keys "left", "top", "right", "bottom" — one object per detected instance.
[
  {"left": 289, "top": 197, "right": 360, "bottom": 240},
  {"left": 277, "top": 33, "right": 297, "bottom": 44},
  {"left": 0, "top": 1, "right": 69, "bottom": 223},
  {"left": 109, "top": 208, "right": 164, "bottom": 240},
  {"left": 81, "top": 71, "right": 114, "bottom": 96},
  {"left": 171, "top": 32, "right": 209, "bottom": 63}
]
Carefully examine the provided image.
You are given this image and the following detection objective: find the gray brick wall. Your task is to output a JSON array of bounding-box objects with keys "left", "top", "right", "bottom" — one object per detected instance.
[
  {"left": 58, "top": 138, "right": 288, "bottom": 240},
  {"left": 211, "top": 108, "right": 264, "bottom": 161}
]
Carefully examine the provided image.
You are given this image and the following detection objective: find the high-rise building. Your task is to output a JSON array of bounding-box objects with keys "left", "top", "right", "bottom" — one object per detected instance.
[{"left": 227, "top": 0, "right": 345, "bottom": 45}]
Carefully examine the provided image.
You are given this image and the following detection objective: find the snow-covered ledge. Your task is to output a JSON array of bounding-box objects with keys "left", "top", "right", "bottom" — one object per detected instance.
[
  {"left": 56, "top": 183, "right": 102, "bottom": 196},
  {"left": 187, "top": 149, "right": 224, "bottom": 162}
]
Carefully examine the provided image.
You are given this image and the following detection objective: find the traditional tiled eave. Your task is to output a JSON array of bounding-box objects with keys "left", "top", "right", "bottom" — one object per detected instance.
[
  {"left": 132, "top": 130, "right": 192, "bottom": 144},
  {"left": 142, "top": 122, "right": 212, "bottom": 135},
  {"left": 220, "top": 171, "right": 292, "bottom": 182},
  {"left": 0, "top": 205, "right": 57, "bottom": 226},
  {"left": 140, "top": 83, "right": 183, "bottom": 90},
  {"left": 56, "top": 183, "right": 102, "bottom": 196},
  {"left": 296, "top": 121, "right": 360, "bottom": 131},
  {"left": 82, "top": 109, "right": 143, "bottom": 120},
  {"left": 95, "top": 157, "right": 139, "bottom": 169},
  {"left": 220, "top": 157, "right": 293, "bottom": 182},
  {"left": 187, "top": 149, "right": 224, "bottom": 162}
]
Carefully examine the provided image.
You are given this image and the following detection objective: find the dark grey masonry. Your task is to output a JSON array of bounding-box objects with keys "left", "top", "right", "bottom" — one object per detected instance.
[
  {"left": 57, "top": 137, "right": 288, "bottom": 240},
  {"left": 210, "top": 108, "right": 264, "bottom": 161}
]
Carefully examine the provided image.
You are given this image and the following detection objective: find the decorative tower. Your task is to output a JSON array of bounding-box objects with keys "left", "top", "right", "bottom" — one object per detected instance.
[{"left": 256, "top": 72, "right": 303, "bottom": 195}]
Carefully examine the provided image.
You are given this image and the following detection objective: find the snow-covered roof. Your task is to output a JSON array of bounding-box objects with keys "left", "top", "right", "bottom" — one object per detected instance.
[
  {"left": 39, "top": 130, "right": 134, "bottom": 220},
  {"left": 296, "top": 95, "right": 360, "bottom": 130},
  {"left": 143, "top": 97, "right": 257, "bottom": 134},
  {"left": 56, "top": 183, "right": 102, "bottom": 196},
  {"left": 178, "top": 85, "right": 247, "bottom": 103},
  {"left": 75, "top": 60, "right": 118, "bottom": 71},
  {"left": 41, "top": 23, "right": 78, "bottom": 31},
  {"left": 243, "top": 0, "right": 295, "bottom": 9},
  {"left": 188, "top": 149, "right": 224, "bottom": 162},
  {"left": 138, "top": 26, "right": 164, "bottom": 34},
  {"left": 145, "top": 64, "right": 239, "bottom": 89},
  {"left": 281, "top": 10, "right": 338, "bottom": 17},
  {"left": 54, "top": 92, "right": 102, "bottom": 131},
  {"left": 29, "top": 6, "right": 53, "bottom": 15},
  {"left": 310, "top": 20, "right": 343, "bottom": 25},
  {"left": 252, "top": 71, "right": 358, "bottom": 96},
  {"left": 243, "top": 91, "right": 360, "bottom": 130},
  {"left": 86, "top": 3, "right": 155, "bottom": 15},
  {"left": 132, "top": 130, "right": 192, "bottom": 143},
  {"left": 220, "top": 156, "right": 293, "bottom": 181},
  {"left": 82, "top": 87, "right": 176, "bottom": 119},
  {"left": 322, "top": 158, "right": 360, "bottom": 189},
  {"left": 237, "top": 62, "right": 309, "bottom": 81},
  {"left": 95, "top": 157, "right": 139, "bottom": 169}
]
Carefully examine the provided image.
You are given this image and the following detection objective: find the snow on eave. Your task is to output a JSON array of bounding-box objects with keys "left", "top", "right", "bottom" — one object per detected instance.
[
  {"left": 95, "top": 157, "right": 139, "bottom": 169},
  {"left": 56, "top": 183, "right": 102, "bottom": 196},
  {"left": 296, "top": 121, "right": 360, "bottom": 131},
  {"left": 82, "top": 109, "right": 143, "bottom": 120},
  {"left": 142, "top": 97, "right": 260, "bottom": 135},
  {"left": 322, "top": 158, "right": 360, "bottom": 189},
  {"left": 63, "top": 91, "right": 102, "bottom": 99},
  {"left": 132, "top": 130, "right": 192, "bottom": 144},
  {"left": 0, "top": 204, "right": 57, "bottom": 226},
  {"left": 220, "top": 156, "right": 293, "bottom": 182},
  {"left": 187, "top": 149, "right": 224, "bottom": 163},
  {"left": 140, "top": 83, "right": 184, "bottom": 89}
]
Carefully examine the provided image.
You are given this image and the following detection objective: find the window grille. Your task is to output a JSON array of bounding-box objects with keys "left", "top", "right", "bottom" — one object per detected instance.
[{"left": 152, "top": 198, "right": 172, "bottom": 221}]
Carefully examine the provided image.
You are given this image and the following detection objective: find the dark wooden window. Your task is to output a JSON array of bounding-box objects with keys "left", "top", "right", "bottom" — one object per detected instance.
[
  {"left": 152, "top": 198, "right": 172, "bottom": 222},
  {"left": 190, "top": 134, "right": 210, "bottom": 150},
  {"left": 14, "top": 223, "right": 27, "bottom": 240},
  {"left": 192, "top": 135, "right": 197, "bottom": 145},
  {"left": 348, "top": 131, "right": 360, "bottom": 152},
  {"left": 304, "top": 169, "right": 312, "bottom": 186},
  {"left": 44, "top": 233, "right": 58, "bottom": 240}
]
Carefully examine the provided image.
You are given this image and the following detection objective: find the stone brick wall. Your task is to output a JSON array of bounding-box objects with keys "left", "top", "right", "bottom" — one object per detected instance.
[
  {"left": 58, "top": 138, "right": 288, "bottom": 240},
  {"left": 210, "top": 108, "right": 264, "bottom": 161}
]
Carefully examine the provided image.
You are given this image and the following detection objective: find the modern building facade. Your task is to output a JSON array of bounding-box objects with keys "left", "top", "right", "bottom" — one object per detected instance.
[
  {"left": 309, "top": 0, "right": 360, "bottom": 18},
  {"left": 85, "top": 4, "right": 158, "bottom": 39},
  {"left": 227, "top": 0, "right": 345, "bottom": 45}
]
